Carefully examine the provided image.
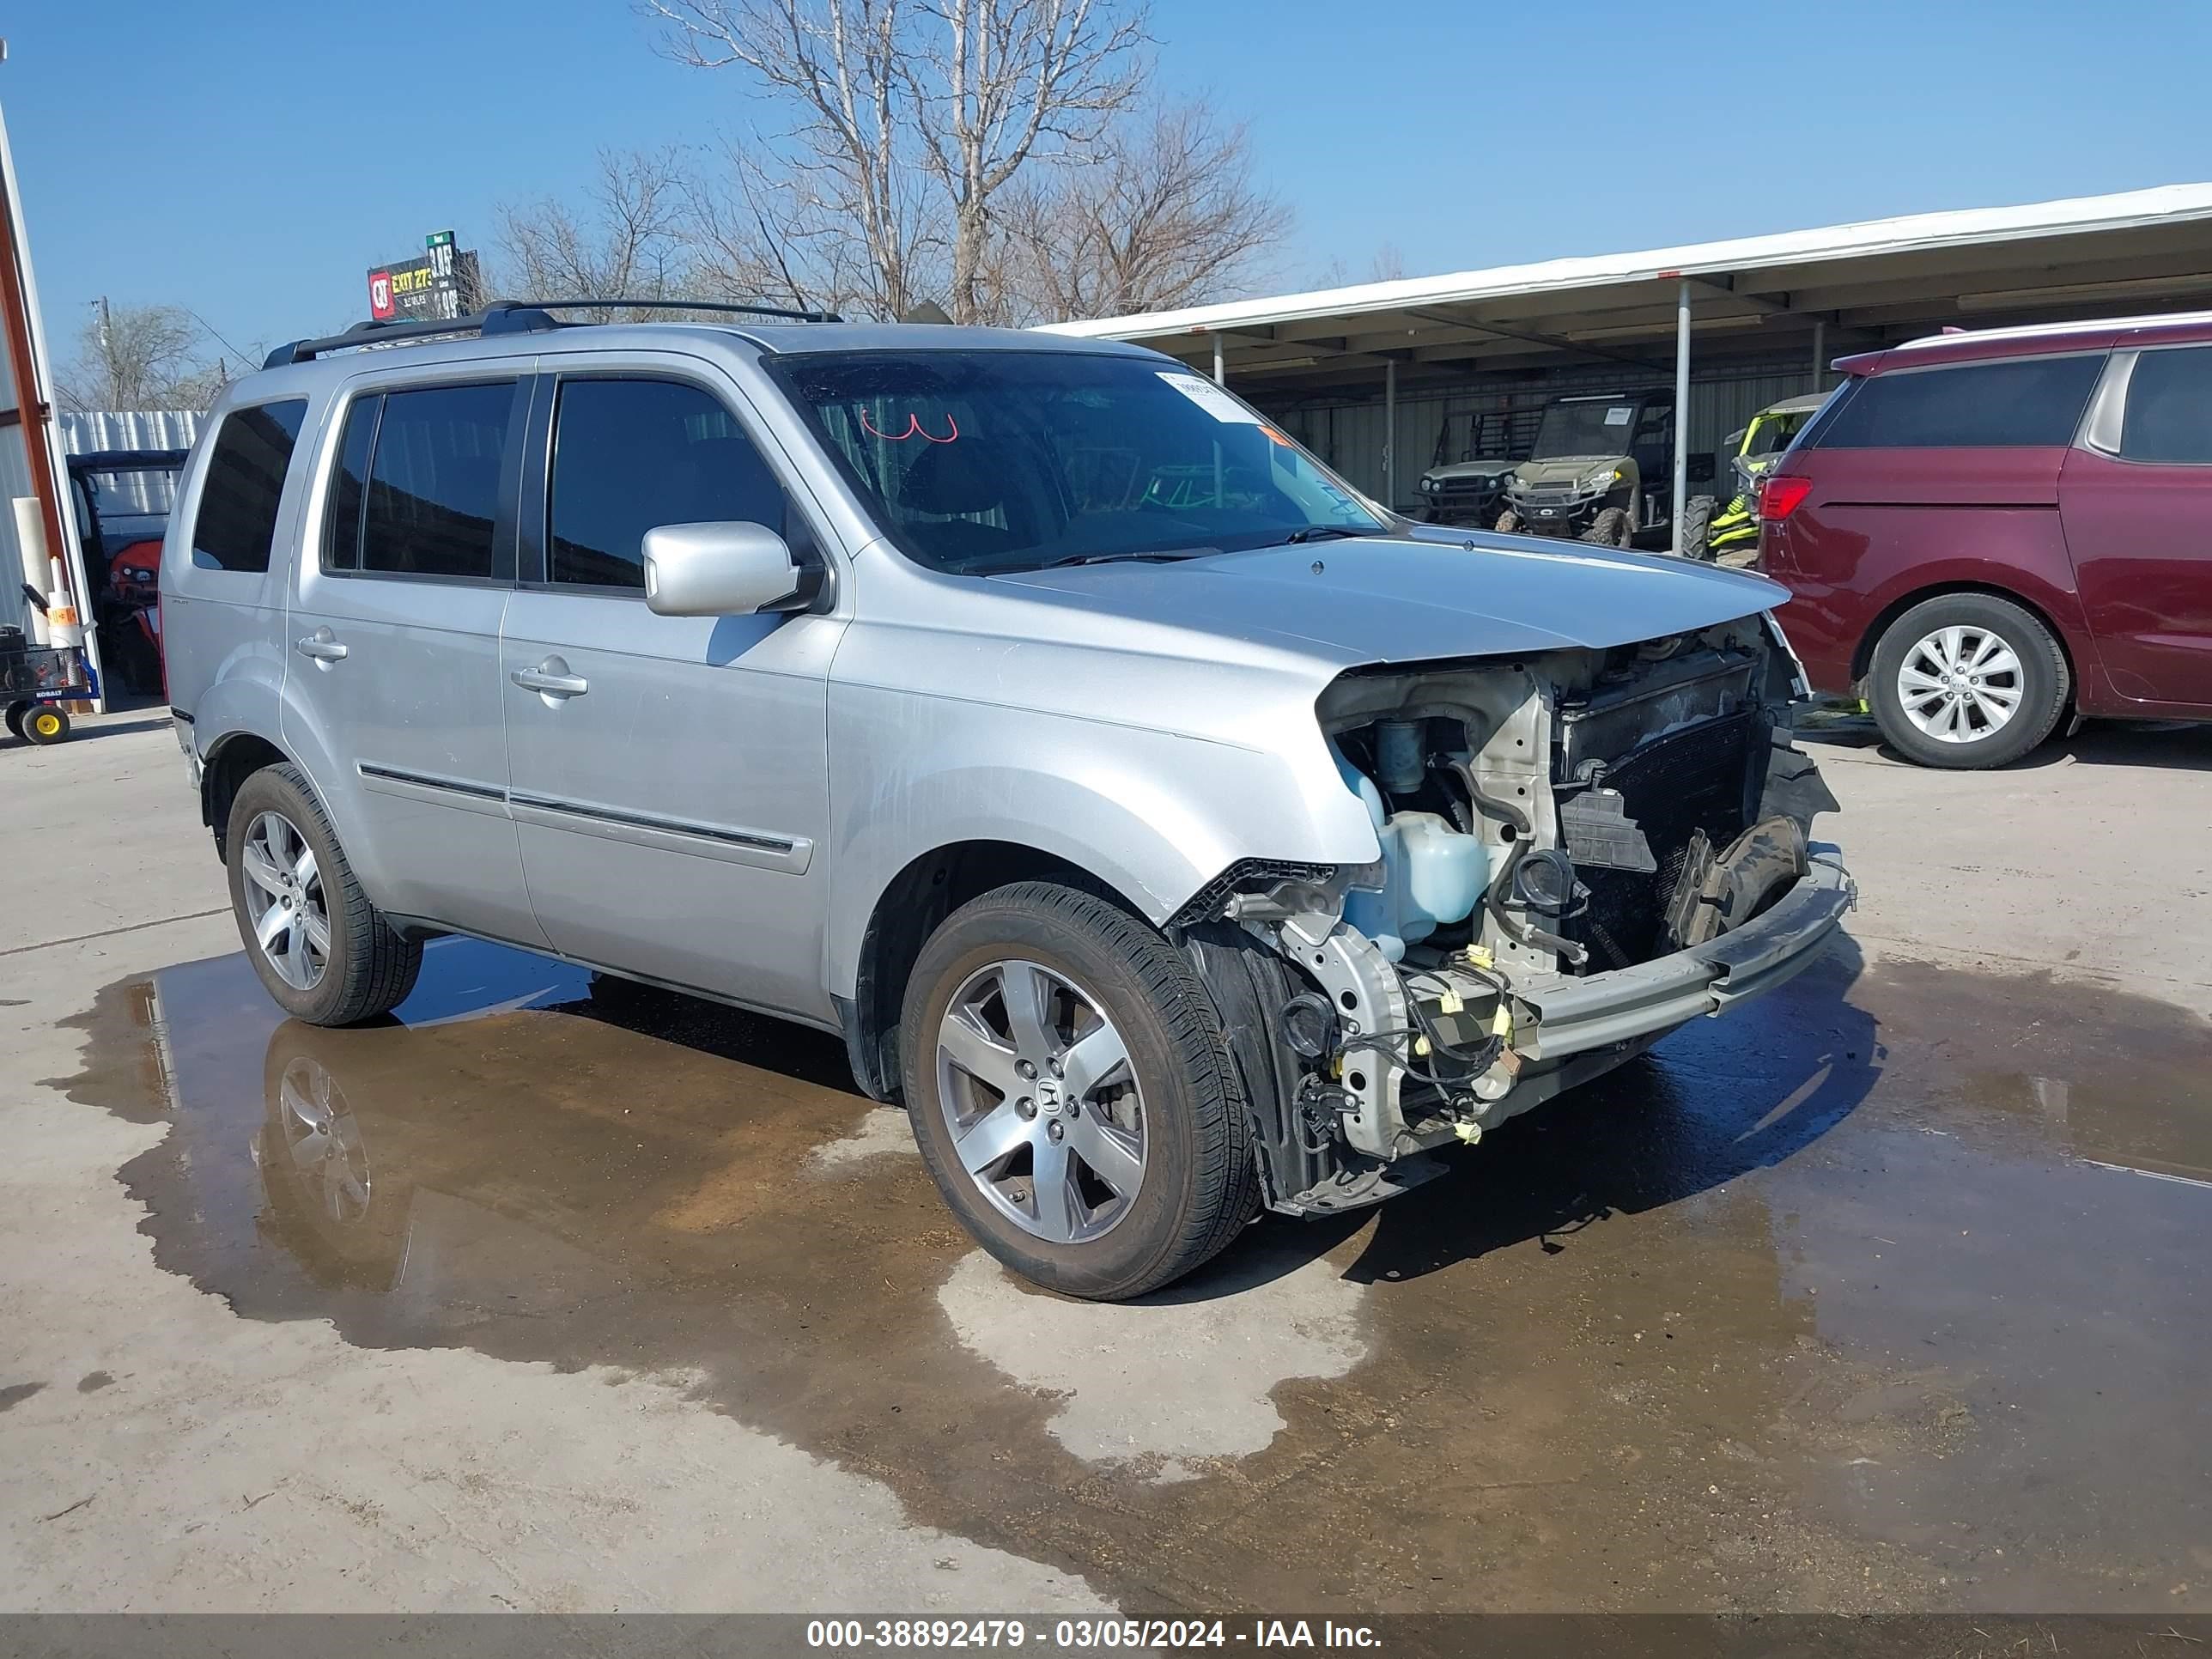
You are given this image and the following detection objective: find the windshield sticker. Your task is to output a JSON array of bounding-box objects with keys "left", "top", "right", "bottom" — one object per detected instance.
[
  {"left": 860, "top": 409, "right": 959, "bottom": 443},
  {"left": 1158, "top": 371, "right": 1261, "bottom": 424},
  {"left": 1604, "top": 406, "right": 1632, "bottom": 426}
]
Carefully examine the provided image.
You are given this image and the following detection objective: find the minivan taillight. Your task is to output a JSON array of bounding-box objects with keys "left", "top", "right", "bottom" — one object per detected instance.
[{"left": 1758, "top": 474, "right": 1813, "bottom": 523}]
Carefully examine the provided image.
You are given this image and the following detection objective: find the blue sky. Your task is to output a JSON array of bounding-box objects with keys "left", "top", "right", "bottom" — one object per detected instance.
[{"left": 5, "top": 0, "right": 2208, "bottom": 374}]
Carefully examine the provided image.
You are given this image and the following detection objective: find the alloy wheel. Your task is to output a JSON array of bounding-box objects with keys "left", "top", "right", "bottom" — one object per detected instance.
[
  {"left": 240, "top": 810, "right": 330, "bottom": 991},
  {"left": 1896, "top": 624, "right": 2024, "bottom": 744},
  {"left": 934, "top": 958, "right": 1147, "bottom": 1244},
  {"left": 276, "top": 1055, "right": 371, "bottom": 1225}
]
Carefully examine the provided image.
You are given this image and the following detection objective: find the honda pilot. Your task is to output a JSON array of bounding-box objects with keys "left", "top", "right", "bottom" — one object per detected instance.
[{"left": 162, "top": 301, "right": 1852, "bottom": 1299}]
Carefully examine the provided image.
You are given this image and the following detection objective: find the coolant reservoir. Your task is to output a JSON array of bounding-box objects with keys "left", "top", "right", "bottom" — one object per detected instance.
[
  {"left": 1331, "top": 750, "right": 1487, "bottom": 959},
  {"left": 1395, "top": 811, "right": 1487, "bottom": 936}
]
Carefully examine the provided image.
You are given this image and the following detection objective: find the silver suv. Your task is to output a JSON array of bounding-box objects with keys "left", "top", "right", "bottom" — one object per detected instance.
[{"left": 162, "top": 303, "right": 1852, "bottom": 1300}]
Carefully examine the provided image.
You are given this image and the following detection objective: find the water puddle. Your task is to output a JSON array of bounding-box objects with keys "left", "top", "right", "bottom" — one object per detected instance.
[{"left": 50, "top": 935, "right": 2212, "bottom": 1613}]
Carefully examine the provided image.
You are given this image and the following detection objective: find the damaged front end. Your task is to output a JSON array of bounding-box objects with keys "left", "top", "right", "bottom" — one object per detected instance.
[{"left": 1182, "top": 612, "right": 1854, "bottom": 1218}]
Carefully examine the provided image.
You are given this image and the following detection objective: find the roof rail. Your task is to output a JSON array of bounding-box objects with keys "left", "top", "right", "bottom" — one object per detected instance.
[
  {"left": 262, "top": 295, "right": 841, "bottom": 369},
  {"left": 524, "top": 296, "right": 842, "bottom": 324}
]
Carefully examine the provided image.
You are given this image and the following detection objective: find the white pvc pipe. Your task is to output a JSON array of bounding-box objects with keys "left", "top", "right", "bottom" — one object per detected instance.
[{"left": 13, "top": 495, "right": 49, "bottom": 646}]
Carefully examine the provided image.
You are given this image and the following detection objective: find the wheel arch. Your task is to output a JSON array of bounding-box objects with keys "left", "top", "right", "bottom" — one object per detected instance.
[
  {"left": 201, "top": 729, "right": 295, "bottom": 858},
  {"left": 1850, "top": 580, "right": 2081, "bottom": 697},
  {"left": 835, "top": 839, "right": 1154, "bottom": 1103}
]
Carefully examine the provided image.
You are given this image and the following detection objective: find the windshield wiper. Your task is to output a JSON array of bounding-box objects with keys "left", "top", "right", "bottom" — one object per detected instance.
[
  {"left": 1026, "top": 547, "right": 1218, "bottom": 570},
  {"left": 1283, "top": 525, "right": 1369, "bottom": 544}
]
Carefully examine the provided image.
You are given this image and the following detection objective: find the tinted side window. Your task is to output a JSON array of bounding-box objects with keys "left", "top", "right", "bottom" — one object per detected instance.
[
  {"left": 191, "top": 400, "right": 307, "bottom": 572},
  {"left": 2120, "top": 347, "right": 2212, "bottom": 464},
  {"left": 323, "top": 394, "right": 380, "bottom": 571},
  {"left": 361, "top": 383, "right": 514, "bottom": 580},
  {"left": 1811, "top": 355, "right": 2104, "bottom": 449},
  {"left": 548, "top": 378, "right": 788, "bottom": 589}
]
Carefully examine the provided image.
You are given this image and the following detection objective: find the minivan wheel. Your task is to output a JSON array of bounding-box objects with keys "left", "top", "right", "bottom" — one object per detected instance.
[
  {"left": 900, "top": 880, "right": 1259, "bottom": 1301},
  {"left": 226, "top": 763, "right": 422, "bottom": 1025},
  {"left": 1868, "top": 593, "right": 2069, "bottom": 770}
]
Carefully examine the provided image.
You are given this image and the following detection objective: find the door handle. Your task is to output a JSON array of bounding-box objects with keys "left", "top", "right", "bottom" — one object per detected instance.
[
  {"left": 512, "top": 659, "right": 589, "bottom": 698},
  {"left": 296, "top": 628, "right": 348, "bottom": 663}
]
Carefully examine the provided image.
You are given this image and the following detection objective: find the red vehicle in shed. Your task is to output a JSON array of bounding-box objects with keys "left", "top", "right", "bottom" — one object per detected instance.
[{"left": 1756, "top": 311, "right": 2212, "bottom": 768}]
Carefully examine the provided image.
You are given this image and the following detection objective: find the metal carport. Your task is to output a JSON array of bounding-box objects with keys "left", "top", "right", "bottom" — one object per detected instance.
[{"left": 1038, "top": 183, "right": 2212, "bottom": 545}]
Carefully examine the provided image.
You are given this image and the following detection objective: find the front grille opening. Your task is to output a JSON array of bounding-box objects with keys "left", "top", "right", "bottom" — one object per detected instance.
[{"left": 1561, "top": 710, "right": 1764, "bottom": 969}]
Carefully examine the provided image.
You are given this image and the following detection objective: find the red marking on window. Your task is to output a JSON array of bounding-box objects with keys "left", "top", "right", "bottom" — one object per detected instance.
[{"left": 860, "top": 410, "right": 960, "bottom": 443}]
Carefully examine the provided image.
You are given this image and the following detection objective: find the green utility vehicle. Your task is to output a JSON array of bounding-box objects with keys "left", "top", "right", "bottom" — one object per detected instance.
[
  {"left": 1696, "top": 391, "right": 1830, "bottom": 562},
  {"left": 1493, "top": 390, "right": 1709, "bottom": 549},
  {"left": 1417, "top": 410, "right": 1520, "bottom": 527}
]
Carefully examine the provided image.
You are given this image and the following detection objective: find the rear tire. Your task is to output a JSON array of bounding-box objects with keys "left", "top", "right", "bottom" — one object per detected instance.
[
  {"left": 1867, "top": 592, "right": 2069, "bottom": 770},
  {"left": 1581, "top": 506, "right": 1631, "bottom": 547},
  {"left": 22, "top": 705, "right": 70, "bottom": 744},
  {"left": 4, "top": 701, "right": 27, "bottom": 741},
  {"left": 1680, "top": 495, "right": 1717, "bottom": 560},
  {"left": 226, "top": 763, "right": 422, "bottom": 1025},
  {"left": 900, "top": 880, "right": 1259, "bottom": 1300}
]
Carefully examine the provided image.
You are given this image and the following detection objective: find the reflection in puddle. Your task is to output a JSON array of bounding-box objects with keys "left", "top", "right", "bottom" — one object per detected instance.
[{"left": 54, "top": 937, "right": 2212, "bottom": 1613}]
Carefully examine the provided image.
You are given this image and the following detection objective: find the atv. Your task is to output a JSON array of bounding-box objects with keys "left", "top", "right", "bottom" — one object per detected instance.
[
  {"left": 1698, "top": 392, "right": 1829, "bottom": 562},
  {"left": 1493, "top": 390, "right": 1711, "bottom": 550},
  {"left": 1417, "top": 409, "right": 1520, "bottom": 527}
]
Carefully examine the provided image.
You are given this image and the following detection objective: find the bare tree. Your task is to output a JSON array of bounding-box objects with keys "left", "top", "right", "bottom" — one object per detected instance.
[
  {"left": 995, "top": 100, "right": 1290, "bottom": 323},
  {"left": 644, "top": 0, "right": 1149, "bottom": 322},
  {"left": 493, "top": 147, "right": 699, "bottom": 320},
  {"left": 57, "top": 303, "right": 219, "bottom": 413},
  {"left": 684, "top": 136, "right": 923, "bottom": 319}
]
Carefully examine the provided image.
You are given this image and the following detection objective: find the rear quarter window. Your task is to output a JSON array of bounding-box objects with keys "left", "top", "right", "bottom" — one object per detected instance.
[
  {"left": 190, "top": 399, "right": 308, "bottom": 572},
  {"left": 1809, "top": 354, "right": 2106, "bottom": 450}
]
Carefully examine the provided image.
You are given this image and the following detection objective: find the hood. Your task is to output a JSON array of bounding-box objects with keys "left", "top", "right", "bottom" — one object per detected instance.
[
  {"left": 1513, "top": 455, "right": 1625, "bottom": 487},
  {"left": 985, "top": 533, "right": 1787, "bottom": 667},
  {"left": 1424, "top": 458, "right": 1517, "bottom": 483}
]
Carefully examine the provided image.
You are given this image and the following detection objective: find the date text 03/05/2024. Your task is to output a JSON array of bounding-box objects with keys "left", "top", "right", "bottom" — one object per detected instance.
[{"left": 804, "top": 1619, "right": 1383, "bottom": 1650}]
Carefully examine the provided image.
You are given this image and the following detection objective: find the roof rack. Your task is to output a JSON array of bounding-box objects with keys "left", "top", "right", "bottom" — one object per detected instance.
[{"left": 264, "top": 296, "right": 842, "bottom": 369}]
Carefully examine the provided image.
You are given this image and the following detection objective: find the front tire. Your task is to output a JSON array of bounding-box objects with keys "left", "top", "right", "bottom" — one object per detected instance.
[
  {"left": 22, "top": 704, "right": 70, "bottom": 744},
  {"left": 1680, "top": 494, "right": 1717, "bottom": 560},
  {"left": 900, "top": 880, "right": 1259, "bottom": 1300},
  {"left": 1581, "top": 505, "right": 1632, "bottom": 547},
  {"left": 1492, "top": 507, "right": 1523, "bottom": 534},
  {"left": 1867, "top": 592, "right": 2069, "bottom": 769},
  {"left": 226, "top": 763, "right": 422, "bottom": 1025}
]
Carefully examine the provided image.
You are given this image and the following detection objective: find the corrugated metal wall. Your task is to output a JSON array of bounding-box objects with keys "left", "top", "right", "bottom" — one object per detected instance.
[
  {"left": 1254, "top": 356, "right": 1826, "bottom": 510},
  {"left": 1, "top": 410, "right": 203, "bottom": 636},
  {"left": 60, "top": 409, "right": 202, "bottom": 514}
]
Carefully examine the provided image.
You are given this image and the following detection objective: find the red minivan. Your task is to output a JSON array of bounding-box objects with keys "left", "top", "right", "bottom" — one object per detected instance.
[{"left": 1757, "top": 311, "right": 2212, "bottom": 768}]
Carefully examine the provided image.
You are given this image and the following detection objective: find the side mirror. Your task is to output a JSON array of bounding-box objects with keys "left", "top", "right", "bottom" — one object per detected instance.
[{"left": 641, "top": 521, "right": 804, "bottom": 617}]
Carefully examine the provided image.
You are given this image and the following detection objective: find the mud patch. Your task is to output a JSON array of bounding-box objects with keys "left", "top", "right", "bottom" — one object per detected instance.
[{"left": 47, "top": 934, "right": 2212, "bottom": 1614}]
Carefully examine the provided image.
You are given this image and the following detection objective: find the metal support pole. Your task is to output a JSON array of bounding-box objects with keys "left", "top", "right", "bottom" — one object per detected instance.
[
  {"left": 1212, "top": 332, "right": 1224, "bottom": 386},
  {"left": 1811, "top": 319, "right": 1826, "bottom": 393},
  {"left": 1670, "top": 279, "right": 1691, "bottom": 555},
  {"left": 1384, "top": 360, "right": 1397, "bottom": 511}
]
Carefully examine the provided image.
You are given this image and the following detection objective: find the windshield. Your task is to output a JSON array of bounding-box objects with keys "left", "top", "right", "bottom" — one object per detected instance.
[
  {"left": 1746, "top": 410, "right": 1810, "bottom": 459},
  {"left": 1531, "top": 400, "right": 1641, "bottom": 460},
  {"left": 768, "top": 349, "right": 1384, "bottom": 574}
]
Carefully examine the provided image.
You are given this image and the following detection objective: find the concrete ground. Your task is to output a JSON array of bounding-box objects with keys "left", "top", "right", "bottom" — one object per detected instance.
[{"left": 1, "top": 712, "right": 2208, "bottom": 1615}]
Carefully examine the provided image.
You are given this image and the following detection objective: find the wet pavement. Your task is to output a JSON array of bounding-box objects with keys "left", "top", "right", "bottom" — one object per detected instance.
[{"left": 47, "top": 933, "right": 2212, "bottom": 1615}]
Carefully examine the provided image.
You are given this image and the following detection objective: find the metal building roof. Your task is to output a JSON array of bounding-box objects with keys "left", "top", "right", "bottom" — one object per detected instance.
[{"left": 1038, "top": 183, "right": 2212, "bottom": 395}]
